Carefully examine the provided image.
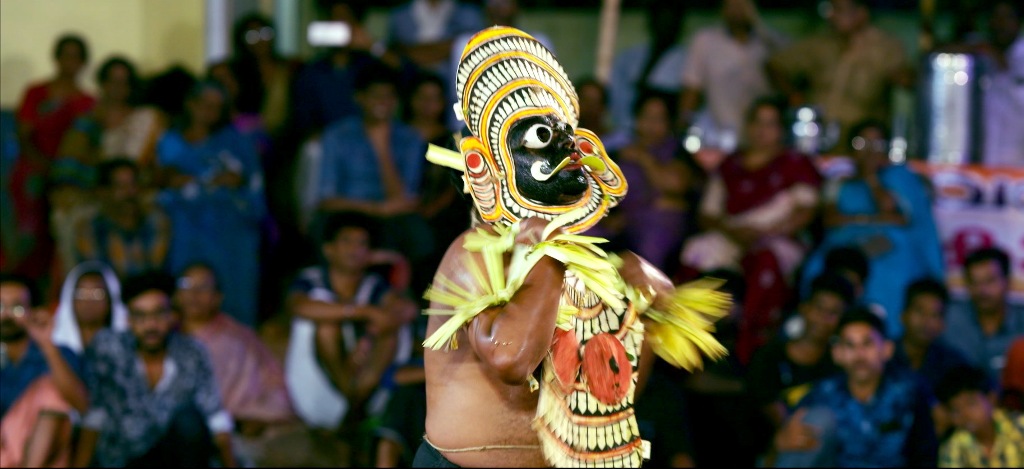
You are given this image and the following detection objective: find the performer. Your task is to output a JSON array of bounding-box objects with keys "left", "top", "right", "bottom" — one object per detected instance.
[{"left": 418, "top": 26, "right": 730, "bottom": 468}]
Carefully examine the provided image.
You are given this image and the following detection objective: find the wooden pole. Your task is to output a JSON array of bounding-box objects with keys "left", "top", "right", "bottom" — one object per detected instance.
[{"left": 595, "top": 0, "right": 621, "bottom": 84}]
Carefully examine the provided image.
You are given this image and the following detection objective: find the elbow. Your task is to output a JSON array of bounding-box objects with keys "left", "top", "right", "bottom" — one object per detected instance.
[{"left": 488, "top": 351, "right": 541, "bottom": 386}]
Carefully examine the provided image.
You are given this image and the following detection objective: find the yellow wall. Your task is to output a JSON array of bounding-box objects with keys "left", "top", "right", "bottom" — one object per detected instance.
[{"left": 0, "top": 0, "right": 206, "bottom": 108}]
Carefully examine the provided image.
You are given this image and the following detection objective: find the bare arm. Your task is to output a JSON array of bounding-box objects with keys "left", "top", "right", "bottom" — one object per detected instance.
[
  {"left": 287, "top": 291, "right": 373, "bottom": 323},
  {"left": 459, "top": 219, "right": 568, "bottom": 386},
  {"left": 213, "top": 432, "right": 237, "bottom": 467},
  {"left": 25, "top": 309, "right": 88, "bottom": 413},
  {"left": 677, "top": 88, "right": 703, "bottom": 130},
  {"left": 764, "top": 203, "right": 817, "bottom": 238}
]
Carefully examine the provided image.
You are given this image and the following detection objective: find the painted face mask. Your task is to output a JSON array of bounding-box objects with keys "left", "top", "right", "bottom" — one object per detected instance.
[{"left": 432, "top": 26, "right": 627, "bottom": 233}]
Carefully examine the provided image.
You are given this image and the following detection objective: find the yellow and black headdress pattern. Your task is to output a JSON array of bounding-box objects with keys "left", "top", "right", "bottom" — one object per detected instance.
[{"left": 428, "top": 26, "right": 626, "bottom": 233}]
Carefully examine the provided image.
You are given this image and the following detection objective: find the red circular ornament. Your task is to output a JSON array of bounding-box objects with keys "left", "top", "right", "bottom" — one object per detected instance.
[{"left": 581, "top": 333, "right": 632, "bottom": 406}]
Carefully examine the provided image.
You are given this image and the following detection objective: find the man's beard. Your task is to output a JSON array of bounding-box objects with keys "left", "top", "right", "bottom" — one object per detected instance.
[{"left": 0, "top": 320, "right": 27, "bottom": 343}]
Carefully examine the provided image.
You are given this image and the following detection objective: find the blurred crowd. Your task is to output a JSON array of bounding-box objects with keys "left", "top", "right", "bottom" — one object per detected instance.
[{"left": 0, "top": 0, "right": 1022, "bottom": 467}]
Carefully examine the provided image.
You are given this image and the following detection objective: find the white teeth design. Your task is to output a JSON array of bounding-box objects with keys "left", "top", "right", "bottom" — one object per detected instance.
[{"left": 608, "top": 313, "right": 620, "bottom": 331}]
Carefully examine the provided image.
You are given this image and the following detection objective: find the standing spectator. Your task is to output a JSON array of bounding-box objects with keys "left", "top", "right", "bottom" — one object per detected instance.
[
  {"left": 50, "top": 261, "right": 128, "bottom": 354},
  {"left": 73, "top": 271, "right": 236, "bottom": 467},
  {"left": 229, "top": 13, "right": 296, "bottom": 139},
  {"left": 0, "top": 274, "right": 86, "bottom": 467},
  {"left": 608, "top": 1, "right": 688, "bottom": 132},
  {"left": 681, "top": 97, "right": 822, "bottom": 364},
  {"left": 316, "top": 64, "right": 430, "bottom": 266},
  {"left": 1002, "top": 338, "right": 1024, "bottom": 411},
  {"left": 174, "top": 263, "right": 298, "bottom": 466},
  {"left": 771, "top": 308, "right": 938, "bottom": 467},
  {"left": 284, "top": 212, "right": 417, "bottom": 465},
  {"left": 978, "top": 0, "right": 1023, "bottom": 167},
  {"left": 3, "top": 34, "right": 95, "bottom": 281},
  {"left": 405, "top": 73, "right": 471, "bottom": 297},
  {"left": 598, "top": 91, "right": 705, "bottom": 274},
  {"left": 802, "top": 119, "right": 944, "bottom": 336},
  {"left": 943, "top": 247, "right": 1024, "bottom": 386},
  {"left": 387, "top": 0, "right": 483, "bottom": 75},
  {"left": 75, "top": 159, "right": 170, "bottom": 280},
  {"left": 291, "top": 0, "right": 417, "bottom": 140},
  {"left": 679, "top": 0, "right": 786, "bottom": 139},
  {"left": 936, "top": 365, "right": 1024, "bottom": 468},
  {"left": 767, "top": 0, "right": 914, "bottom": 152},
  {"left": 746, "top": 273, "right": 854, "bottom": 458},
  {"left": 892, "top": 278, "right": 971, "bottom": 394},
  {"left": 155, "top": 81, "right": 266, "bottom": 327}
]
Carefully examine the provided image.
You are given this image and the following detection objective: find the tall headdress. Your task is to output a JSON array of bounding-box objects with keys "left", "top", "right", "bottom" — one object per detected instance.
[{"left": 427, "top": 26, "right": 626, "bottom": 233}]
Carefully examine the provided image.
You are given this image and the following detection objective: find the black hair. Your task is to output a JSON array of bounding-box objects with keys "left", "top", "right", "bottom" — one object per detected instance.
[
  {"left": 848, "top": 117, "right": 892, "bottom": 142},
  {"left": 824, "top": 245, "right": 870, "bottom": 285},
  {"left": 402, "top": 72, "right": 448, "bottom": 122},
  {"left": 54, "top": 33, "right": 89, "bottom": 62},
  {"left": 575, "top": 77, "right": 609, "bottom": 107},
  {"left": 935, "top": 364, "right": 994, "bottom": 405},
  {"left": 702, "top": 268, "right": 746, "bottom": 304},
  {"left": 0, "top": 273, "right": 42, "bottom": 308},
  {"left": 316, "top": 0, "right": 369, "bottom": 23},
  {"left": 121, "top": 271, "right": 176, "bottom": 304},
  {"left": 354, "top": 61, "right": 399, "bottom": 93},
  {"left": 744, "top": 95, "right": 788, "bottom": 125},
  {"left": 808, "top": 272, "right": 856, "bottom": 307},
  {"left": 232, "top": 12, "right": 273, "bottom": 58},
  {"left": 631, "top": 89, "right": 680, "bottom": 126},
  {"left": 837, "top": 305, "right": 887, "bottom": 339},
  {"left": 178, "top": 262, "right": 222, "bottom": 292},
  {"left": 964, "top": 246, "right": 1010, "bottom": 279},
  {"left": 96, "top": 56, "right": 142, "bottom": 105},
  {"left": 638, "top": 1, "right": 686, "bottom": 92},
  {"left": 178, "top": 80, "right": 232, "bottom": 132},
  {"left": 902, "top": 277, "right": 949, "bottom": 313},
  {"left": 95, "top": 158, "right": 139, "bottom": 188},
  {"left": 989, "top": 0, "right": 1022, "bottom": 18},
  {"left": 320, "top": 211, "right": 381, "bottom": 248},
  {"left": 142, "top": 65, "right": 198, "bottom": 118}
]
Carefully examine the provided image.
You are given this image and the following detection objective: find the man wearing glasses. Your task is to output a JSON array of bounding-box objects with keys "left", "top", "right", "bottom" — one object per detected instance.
[
  {"left": 0, "top": 273, "right": 86, "bottom": 467},
  {"left": 73, "top": 271, "right": 237, "bottom": 467}
]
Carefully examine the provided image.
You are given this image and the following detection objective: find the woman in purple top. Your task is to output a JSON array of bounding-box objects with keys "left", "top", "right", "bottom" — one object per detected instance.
[{"left": 598, "top": 91, "right": 705, "bottom": 274}]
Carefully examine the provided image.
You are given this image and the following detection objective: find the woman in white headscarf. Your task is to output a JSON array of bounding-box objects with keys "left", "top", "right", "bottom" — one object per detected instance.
[{"left": 52, "top": 260, "right": 129, "bottom": 354}]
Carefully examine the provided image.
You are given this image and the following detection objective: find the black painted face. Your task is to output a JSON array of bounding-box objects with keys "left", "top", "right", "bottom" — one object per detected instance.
[{"left": 508, "top": 114, "right": 589, "bottom": 206}]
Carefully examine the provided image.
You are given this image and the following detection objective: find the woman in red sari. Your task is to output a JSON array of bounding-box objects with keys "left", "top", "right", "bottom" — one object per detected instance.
[
  {"left": 681, "top": 97, "right": 822, "bottom": 365},
  {"left": 2, "top": 35, "right": 96, "bottom": 281}
]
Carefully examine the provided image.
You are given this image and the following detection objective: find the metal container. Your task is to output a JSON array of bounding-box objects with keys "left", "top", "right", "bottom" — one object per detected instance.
[{"left": 917, "top": 52, "right": 984, "bottom": 164}]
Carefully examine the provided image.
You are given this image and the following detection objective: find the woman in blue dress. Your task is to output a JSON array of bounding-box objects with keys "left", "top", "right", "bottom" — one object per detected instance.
[
  {"left": 155, "top": 81, "right": 266, "bottom": 326},
  {"left": 801, "top": 119, "right": 944, "bottom": 339}
]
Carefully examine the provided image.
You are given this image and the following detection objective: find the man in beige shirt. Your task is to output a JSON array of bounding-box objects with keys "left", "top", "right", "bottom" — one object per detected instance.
[
  {"left": 679, "top": 0, "right": 787, "bottom": 138},
  {"left": 767, "top": 0, "right": 913, "bottom": 153}
]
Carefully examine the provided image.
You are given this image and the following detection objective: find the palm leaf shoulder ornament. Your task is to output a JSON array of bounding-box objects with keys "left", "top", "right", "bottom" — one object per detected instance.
[{"left": 423, "top": 26, "right": 731, "bottom": 468}]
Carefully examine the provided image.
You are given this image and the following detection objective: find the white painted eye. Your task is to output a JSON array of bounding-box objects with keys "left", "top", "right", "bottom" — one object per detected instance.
[{"left": 523, "top": 123, "right": 553, "bottom": 149}]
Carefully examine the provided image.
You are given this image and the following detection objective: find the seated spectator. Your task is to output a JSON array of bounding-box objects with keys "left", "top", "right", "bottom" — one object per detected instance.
[
  {"left": 943, "top": 247, "right": 1024, "bottom": 385},
  {"left": 893, "top": 278, "right": 971, "bottom": 394},
  {"left": 1002, "top": 338, "right": 1024, "bottom": 411},
  {"left": 937, "top": 364, "right": 1024, "bottom": 468},
  {"left": 387, "top": 0, "right": 483, "bottom": 75},
  {"left": 292, "top": 0, "right": 416, "bottom": 139},
  {"left": 681, "top": 96, "right": 822, "bottom": 364},
  {"left": 595, "top": 91, "right": 705, "bottom": 274},
  {"left": 51, "top": 260, "right": 128, "bottom": 354},
  {"left": 155, "top": 81, "right": 266, "bottom": 327},
  {"left": 174, "top": 263, "right": 297, "bottom": 464},
  {"left": 74, "top": 271, "right": 236, "bottom": 467},
  {"left": 608, "top": 2, "right": 687, "bottom": 132},
  {"left": 56, "top": 56, "right": 160, "bottom": 168},
  {"left": 679, "top": 0, "right": 787, "bottom": 139},
  {"left": 747, "top": 273, "right": 853, "bottom": 457},
  {"left": 227, "top": 13, "right": 296, "bottom": 139},
  {"left": 802, "top": 119, "right": 944, "bottom": 336},
  {"left": 284, "top": 212, "right": 417, "bottom": 465},
  {"left": 770, "top": 308, "right": 937, "bottom": 467},
  {"left": 0, "top": 274, "right": 87, "bottom": 467},
  {"left": 75, "top": 158, "right": 170, "bottom": 280},
  {"left": 315, "top": 64, "right": 430, "bottom": 266},
  {"left": 766, "top": 0, "right": 913, "bottom": 153}
]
